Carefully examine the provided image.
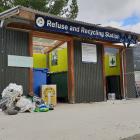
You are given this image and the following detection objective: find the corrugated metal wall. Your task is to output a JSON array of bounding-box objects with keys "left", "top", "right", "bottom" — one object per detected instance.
[
  {"left": 125, "top": 48, "right": 136, "bottom": 98},
  {"left": 74, "top": 40, "right": 104, "bottom": 103},
  {"left": 0, "top": 28, "right": 29, "bottom": 96},
  {"left": 133, "top": 47, "right": 140, "bottom": 71}
]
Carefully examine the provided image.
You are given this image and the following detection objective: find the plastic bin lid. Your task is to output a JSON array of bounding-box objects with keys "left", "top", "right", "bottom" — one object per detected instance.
[{"left": 33, "top": 68, "right": 49, "bottom": 72}]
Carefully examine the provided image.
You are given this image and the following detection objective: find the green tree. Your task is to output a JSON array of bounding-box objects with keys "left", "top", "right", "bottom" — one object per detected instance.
[
  {"left": 0, "top": 0, "right": 79, "bottom": 19},
  {"left": 67, "top": 0, "right": 78, "bottom": 19}
]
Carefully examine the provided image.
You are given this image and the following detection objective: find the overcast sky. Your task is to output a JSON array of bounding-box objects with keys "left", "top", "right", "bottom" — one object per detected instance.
[{"left": 77, "top": 0, "right": 140, "bottom": 33}]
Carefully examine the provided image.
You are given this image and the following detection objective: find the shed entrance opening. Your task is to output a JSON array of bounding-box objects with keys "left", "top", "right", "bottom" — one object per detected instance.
[
  {"left": 32, "top": 33, "right": 69, "bottom": 103},
  {"left": 104, "top": 47, "right": 122, "bottom": 100}
]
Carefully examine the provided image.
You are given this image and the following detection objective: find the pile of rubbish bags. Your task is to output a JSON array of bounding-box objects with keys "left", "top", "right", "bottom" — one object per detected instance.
[{"left": 0, "top": 83, "right": 54, "bottom": 115}]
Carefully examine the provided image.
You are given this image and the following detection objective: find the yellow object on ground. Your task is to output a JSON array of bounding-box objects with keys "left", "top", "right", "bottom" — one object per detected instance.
[{"left": 41, "top": 85, "right": 57, "bottom": 106}]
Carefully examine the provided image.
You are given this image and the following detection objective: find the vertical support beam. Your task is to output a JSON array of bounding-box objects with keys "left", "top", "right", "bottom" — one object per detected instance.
[
  {"left": 67, "top": 40, "right": 75, "bottom": 103},
  {"left": 101, "top": 45, "right": 107, "bottom": 101},
  {"left": 46, "top": 53, "right": 50, "bottom": 69},
  {"left": 119, "top": 48, "right": 124, "bottom": 99},
  {"left": 29, "top": 31, "right": 33, "bottom": 95},
  {"left": 120, "top": 47, "right": 127, "bottom": 99},
  {"left": 123, "top": 48, "right": 127, "bottom": 98}
]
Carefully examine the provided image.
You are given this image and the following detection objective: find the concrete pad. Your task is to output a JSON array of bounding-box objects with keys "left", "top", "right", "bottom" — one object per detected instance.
[{"left": 0, "top": 99, "right": 140, "bottom": 140}]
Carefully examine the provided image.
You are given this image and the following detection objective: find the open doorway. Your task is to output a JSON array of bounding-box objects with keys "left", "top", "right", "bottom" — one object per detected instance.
[
  {"left": 104, "top": 47, "right": 122, "bottom": 100},
  {"left": 32, "top": 34, "right": 69, "bottom": 103}
]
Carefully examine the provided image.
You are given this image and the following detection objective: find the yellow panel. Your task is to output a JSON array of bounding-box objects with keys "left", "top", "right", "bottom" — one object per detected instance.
[
  {"left": 49, "top": 48, "right": 68, "bottom": 72},
  {"left": 41, "top": 85, "right": 57, "bottom": 106},
  {"left": 105, "top": 53, "right": 120, "bottom": 76},
  {"left": 33, "top": 53, "right": 47, "bottom": 68}
]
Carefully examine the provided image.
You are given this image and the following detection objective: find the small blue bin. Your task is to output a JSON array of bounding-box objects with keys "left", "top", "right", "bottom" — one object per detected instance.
[{"left": 33, "top": 68, "right": 48, "bottom": 97}]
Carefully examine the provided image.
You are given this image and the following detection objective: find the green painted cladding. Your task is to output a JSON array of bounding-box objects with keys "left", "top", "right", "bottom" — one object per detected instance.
[
  {"left": 33, "top": 53, "right": 47, "bottom": 68},
  {"left": 33, "top": 48, "right": 68, "bottom": 73},
  {"left": 49, "top": 48, "right": 68, "bottom": 72},
  {"left": 105, "top": 53, "right": 120, "bottom": 76}
]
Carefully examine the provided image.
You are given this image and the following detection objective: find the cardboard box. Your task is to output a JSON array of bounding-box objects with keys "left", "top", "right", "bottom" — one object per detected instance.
[{"left": 41, "top": 85, "right": 57, "bottom": 106}]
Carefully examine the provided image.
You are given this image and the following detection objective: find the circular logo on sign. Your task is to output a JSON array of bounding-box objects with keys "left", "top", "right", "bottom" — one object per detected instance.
[
  {"left": 36, "top": 17, "right": 45, "bottom": 27},
  {"left": 43, "top": 87, "right": 55, "bottom": 97}
]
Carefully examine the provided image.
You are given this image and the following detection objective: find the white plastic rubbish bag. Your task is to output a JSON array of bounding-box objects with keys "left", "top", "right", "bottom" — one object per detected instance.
[
  {"left": 16, "top": 97, "right": 33, "bottom": 113},
  {"left": 2, "top": 83, "right": 23, "bottom": 98}
]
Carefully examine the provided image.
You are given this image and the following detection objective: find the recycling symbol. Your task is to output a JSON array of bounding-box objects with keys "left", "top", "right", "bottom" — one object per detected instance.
[
  {"left": 109, "top": 55, "right": 116, "bottom": 67},
  {"left": 110, "top": 58, "right": 115, "bottom": 65}
]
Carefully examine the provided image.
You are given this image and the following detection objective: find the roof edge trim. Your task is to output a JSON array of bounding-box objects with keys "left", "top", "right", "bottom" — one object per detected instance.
[{"left": 0, "top": 6, "right": 20, "bottom": 19}]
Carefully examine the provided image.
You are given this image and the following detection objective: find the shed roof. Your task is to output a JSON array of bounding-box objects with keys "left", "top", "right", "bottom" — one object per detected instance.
[{"left": 0, "top": 6, "right": 140, "bottom": 42}]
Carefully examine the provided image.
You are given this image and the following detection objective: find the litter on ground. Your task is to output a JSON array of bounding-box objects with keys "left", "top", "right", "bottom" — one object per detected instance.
[{"left": 0, "top": 83, "right": 54, "bottom": 115}]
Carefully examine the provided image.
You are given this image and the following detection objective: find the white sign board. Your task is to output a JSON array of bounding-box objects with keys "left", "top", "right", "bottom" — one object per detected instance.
[
  {"left": 135, "top": 71, "right": 140, "bottom": 82},
  {"left": 109, "top": 54, "right": 116, "bottom": 67},
  {"left": 8, "top": 55, "right": 33, "bottom": 68},
  {"left": 82, "top": 43, "right": 97, "bottom": 63}
]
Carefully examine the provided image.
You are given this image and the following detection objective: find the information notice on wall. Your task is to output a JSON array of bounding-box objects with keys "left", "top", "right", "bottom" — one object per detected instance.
[
  {"left": 8, "top": 55, "right": 33, "bottom": 68},
  {"left": 82, "top": 43, "right": 97, "bottom": 63}
]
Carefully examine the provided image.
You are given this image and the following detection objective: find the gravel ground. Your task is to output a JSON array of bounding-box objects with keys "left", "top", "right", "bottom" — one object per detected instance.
[{"left": 1, "top": 99, "right": 140, "bottom": 140}]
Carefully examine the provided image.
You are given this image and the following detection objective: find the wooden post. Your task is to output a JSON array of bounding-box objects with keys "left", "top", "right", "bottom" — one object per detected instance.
[
  {"left": 123, "top": 48, "right": 127, "bottom": 98},
  {"left": 101, "top": 45, "right": 107, "bottom": 101},
  {"left": 29, "top": 31, "right": 33, "bottom": 95},
  {"left": 67, "top": 40, "right": 75, "bottom": 103},
  {"left": 119, "top": 48, "right": 124, "bottom": 99}
]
